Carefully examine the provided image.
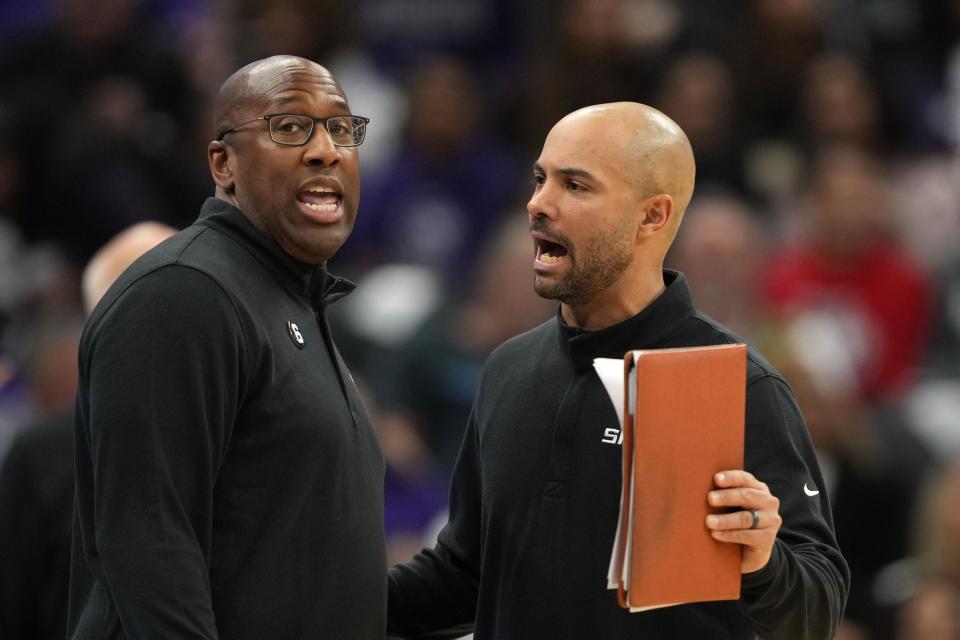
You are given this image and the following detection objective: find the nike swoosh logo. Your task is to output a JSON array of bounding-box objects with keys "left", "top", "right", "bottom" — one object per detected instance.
[{"left": 804, "top": 483, "right": 820, "bottom": 497}]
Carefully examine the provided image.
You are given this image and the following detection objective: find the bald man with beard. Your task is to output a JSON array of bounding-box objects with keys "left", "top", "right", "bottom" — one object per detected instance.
[
  {"left": 67, "top": 57, "right": 384, "bottom": 638},
  {"left": 387, "top": 103, "right": 849, "bottom": 639}
]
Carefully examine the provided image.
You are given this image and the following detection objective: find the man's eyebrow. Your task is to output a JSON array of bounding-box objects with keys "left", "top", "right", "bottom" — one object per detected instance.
[
  {"left": 558, "top": 167, "right": 595, "bottom": 180},
  {"left": 532, "top": 163, "right": 595, "bottom": 181}
]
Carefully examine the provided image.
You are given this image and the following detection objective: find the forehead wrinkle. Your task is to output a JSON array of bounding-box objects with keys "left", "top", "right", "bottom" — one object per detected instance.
[
  {"left": 261, "top": 73, "right": 343, "bottom": 95},
  {"left": 258, "top": 69, "right": 345, "bottom": 98},
  {"left": 270, "top": 92, "right": 350, "bottom": 112}
]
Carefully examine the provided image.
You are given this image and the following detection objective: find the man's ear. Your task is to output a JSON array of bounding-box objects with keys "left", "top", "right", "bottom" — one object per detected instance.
[
  {"left": 208, "top": 140, "right": 235, "bottom": 192},
  {"left": 636, "top": 194, "right": 674, "bottom": 239}
]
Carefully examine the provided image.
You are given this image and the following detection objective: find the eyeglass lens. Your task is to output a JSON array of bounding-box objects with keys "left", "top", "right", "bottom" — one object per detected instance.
[{"left": 269, "top": 115, "right": 366, "bottom": 146}]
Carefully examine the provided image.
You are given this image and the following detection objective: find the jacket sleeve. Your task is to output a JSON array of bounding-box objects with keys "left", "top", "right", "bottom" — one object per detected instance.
[
  {"left": 387, "top": 407, "right": 482, "bottom": 639},
  {"left": 739, "top": 374, "right": 850, "bottom": 639},
  {"left": 77, "top": 266, "right": 245, "bottom": 638}
]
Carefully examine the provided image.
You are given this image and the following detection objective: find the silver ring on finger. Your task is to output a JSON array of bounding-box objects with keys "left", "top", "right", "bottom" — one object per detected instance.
[{"left": 749, "top": 509, "right": 760, "bottom": 530}]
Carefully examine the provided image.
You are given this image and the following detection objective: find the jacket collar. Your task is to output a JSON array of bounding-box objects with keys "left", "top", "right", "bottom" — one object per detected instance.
[
  {"left": 558, "top": 270, "right": 696, "bottom": 371},
  {"left": 195, "top": 197, "right": 355, "bottom": 309}
]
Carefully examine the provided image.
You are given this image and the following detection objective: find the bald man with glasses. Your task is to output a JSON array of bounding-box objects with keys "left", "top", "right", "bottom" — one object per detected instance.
[{"left": 67, "top": 56, "right": 385, "bottom": 639}]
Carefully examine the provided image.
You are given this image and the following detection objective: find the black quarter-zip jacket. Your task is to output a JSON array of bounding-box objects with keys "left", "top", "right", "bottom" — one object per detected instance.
[
  {"left": 388, "top": 271, "right": 849, "bottom": 639},
  {"left": 68, "top": 198, "right": 386, "bottom": 639}
]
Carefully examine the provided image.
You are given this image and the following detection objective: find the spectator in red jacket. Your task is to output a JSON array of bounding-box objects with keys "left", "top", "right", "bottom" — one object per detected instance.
[{"left": 763, "top": 143, "right": 933, "bottom": 401}]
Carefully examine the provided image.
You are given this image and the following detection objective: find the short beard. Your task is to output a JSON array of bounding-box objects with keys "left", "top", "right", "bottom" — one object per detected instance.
[{"left": 534, "top": 217, "right": 634, "bottom": 306}]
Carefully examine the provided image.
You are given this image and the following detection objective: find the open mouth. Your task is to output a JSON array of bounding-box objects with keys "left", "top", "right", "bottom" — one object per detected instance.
[
  {"left": 535, "top": 236, "right": 569, "bottom": 264},
  {"left": 297, "top": 185, "right": 341, "bottom": 213}
]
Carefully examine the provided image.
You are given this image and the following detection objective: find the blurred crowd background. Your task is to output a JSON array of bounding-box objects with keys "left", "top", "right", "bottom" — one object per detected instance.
[{"left": 1, "top": 0, "right": 960, "bottom": 638}]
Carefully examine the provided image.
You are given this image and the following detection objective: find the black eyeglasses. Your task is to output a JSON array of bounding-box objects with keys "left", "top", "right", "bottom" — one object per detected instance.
[{"left": 216, "top": 113, "right": 370, "bottom": 147}]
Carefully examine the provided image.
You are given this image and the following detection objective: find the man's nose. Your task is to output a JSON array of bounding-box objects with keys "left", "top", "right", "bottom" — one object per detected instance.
[
  {"left": 527, "top": 184, "right": 557, "bottom": 220},
  {"left": 302, "top": 126, "right": 341, "bottom": 166}
]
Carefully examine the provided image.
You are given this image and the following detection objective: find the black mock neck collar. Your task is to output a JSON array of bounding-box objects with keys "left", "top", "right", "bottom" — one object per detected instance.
[
  {"left": 195, "top": 197, "right": 355, "bottom": 308},
  {"left": 558, "top": 270, "right": 696, "bottom": 371}
]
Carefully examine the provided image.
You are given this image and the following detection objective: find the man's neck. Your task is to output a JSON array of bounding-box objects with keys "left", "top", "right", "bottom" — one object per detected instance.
[{"left": 561, "top": 269, "right": 666, "bottom": 331}]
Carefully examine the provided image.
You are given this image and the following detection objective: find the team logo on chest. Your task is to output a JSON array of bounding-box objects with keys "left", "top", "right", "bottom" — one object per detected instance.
[
  {"left": 286, "top": 321, "right": 305, "bottom": 349},
  {"left": 601, "top": 427, "right": 623, "bottom": 445}
]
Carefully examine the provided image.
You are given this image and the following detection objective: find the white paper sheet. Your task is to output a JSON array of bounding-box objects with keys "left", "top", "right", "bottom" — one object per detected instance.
[{"left": 593, "top": 357, "right": 627, "bottom": 589}]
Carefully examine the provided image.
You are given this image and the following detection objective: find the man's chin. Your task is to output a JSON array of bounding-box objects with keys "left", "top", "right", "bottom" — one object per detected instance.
[
  {"left": 533, "top": 275, "right": 564, "bottom": 302},
  {"left": 283, "top": 234, "right": 349, "bottom": 265},
  {"left": 297, "top": 219, "right": 355, "bottom": 262},
  {"left": 535, "top": 274, "right": 597, "bottom": 307}
]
